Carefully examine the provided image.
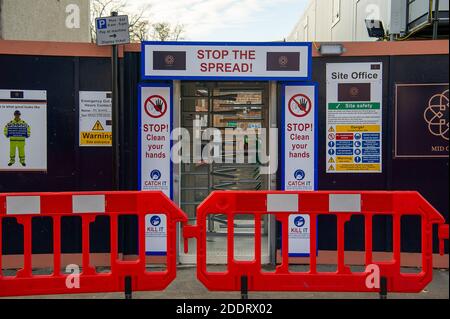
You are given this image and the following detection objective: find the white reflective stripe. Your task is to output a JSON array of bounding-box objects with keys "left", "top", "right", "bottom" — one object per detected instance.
[
  {"left": 329, "top": 194, "right": 361, "bottom": 212},
  {"left": 6, "top": 196, "right": 41, "bottom": 215},
  {"left": 267, "top": 194, "right": 298, "bottom": 212},
  {"left": 72, "top": 195, "right": 105, "bottom": 213}
]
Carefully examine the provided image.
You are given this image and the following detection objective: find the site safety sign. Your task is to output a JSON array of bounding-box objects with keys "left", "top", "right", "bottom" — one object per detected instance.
[
  {"left": 79, "top": 91, "right": 112, "bottom": 147},
  {"left": 138, "top": 84, "right": 172, "bottom": 198},
  {"left": 326, "top": 63, "right": 383, "bottom": 173},
  {"left": 142, "top": 42, "right": 312, "bottom": 81}
]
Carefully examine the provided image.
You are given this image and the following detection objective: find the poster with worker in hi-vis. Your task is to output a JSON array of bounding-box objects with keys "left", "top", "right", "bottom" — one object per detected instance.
[{"left": 0, "top": 90, "right": 47, "bottom": 172}]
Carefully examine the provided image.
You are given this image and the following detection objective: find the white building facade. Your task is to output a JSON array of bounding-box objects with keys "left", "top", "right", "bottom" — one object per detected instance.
[
  {"left": 288, "top": 0, "right": 449, "bottom": 42},
  {"left": 0, "top": 0, "right": 90, "bottom": 42}
]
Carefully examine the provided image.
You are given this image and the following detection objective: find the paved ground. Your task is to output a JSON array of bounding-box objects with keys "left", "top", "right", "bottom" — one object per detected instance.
[{"left": 2, "top": 265, "right": 449, "bottom": 299}]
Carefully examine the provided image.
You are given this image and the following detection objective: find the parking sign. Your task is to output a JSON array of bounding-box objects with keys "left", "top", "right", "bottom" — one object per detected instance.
[{"left": 95, "top": 15, "right": 130, "bottom": 46}]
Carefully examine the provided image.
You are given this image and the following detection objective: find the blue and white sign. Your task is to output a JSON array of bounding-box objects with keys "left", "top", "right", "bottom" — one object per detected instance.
[
  {"left": 145, "top": 214, "right": 167, "bottom": 256},
  {"left": 138, "top": 84, "right": 172, "bottom": 198},
  {"left": 288, "top": 214, "right": 311, "bottom": 257},
  {"left": 282, "top": 84, "right": 317, "bottom": 257},
  {"left": 326, "top": 62, "right": 383, "bottom": 173},
  {"left": 142, "top": 42, "right": 312, "bottom": 81},
  {"left": 282, "top": 83, "right": 318, "bottom": 192},
  {"left": 95, "top": 15, "right": 130, "bottom": 46}
]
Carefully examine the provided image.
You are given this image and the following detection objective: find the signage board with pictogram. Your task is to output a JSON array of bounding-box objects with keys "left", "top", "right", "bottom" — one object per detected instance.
[
  {"left": 282, "top": 83, "right": 318, "bottom": 194},
  {"left": 282, "top": 84, "right": 317, "bottom": 257},
  {"left": 288, "top": 94, "right": 312, "bottom": 117},
  {"left": 144, "top": 95, "right": 168, "bottom": 118},
  {"left": 288, "top": 214, "right": 313, "bottom": 257},
  {"left": 95, "top": 15, "right": 130, "bottom": 46},
  {"left": 0, "top": 89, "right": 47, "bottom": 172},
  {"left": 142, "top": 42, "right": 312, "bottom": 81},
  {"left": 326, "top": 63, "right": 383, "bottom": 173},
  {"left": 145, "top": 214, "right": 167, "bottom": 256},
  {"left": 395, "top": 84, "right": 449, "bottom": 158},
  {"left": 139, "top": 84, "right": 172, "bottom": 198},
  {"left": 79, "top": 91, "right": 112, "bottom": 147},
  {"left": 92, "top": 121, "right": 105, "bottom": 131}
]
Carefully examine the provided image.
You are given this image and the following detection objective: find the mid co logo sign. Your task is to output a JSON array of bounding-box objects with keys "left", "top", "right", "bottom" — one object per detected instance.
[
  {"left": 396, "top": 84, "right": 449, "bottom": 158},
  {"left": 424, "top": 89, "right": 449, "bottom": 141}
]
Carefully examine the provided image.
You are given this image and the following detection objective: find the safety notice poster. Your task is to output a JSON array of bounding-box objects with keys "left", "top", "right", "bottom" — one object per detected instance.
[
  {"left": 79, "top": 91, "right": 112, "bottom": 147},
  {"left": 326, "top": 63, "right": 383, "bottom": 173},
  {"left": 145, "top": 214, "right": 167, "bottom": 256},
  {"left": 0, "top": 89, "right": 47, "bottom": 172},
  {"left": 139, "top": 84, "right": 172, "bottom": 198},
  {"left": 282, "top": 83, "right": 318, "bottom": 191},
  {"left": 288, "top": 214, "right": 311, "bottom": 257}
]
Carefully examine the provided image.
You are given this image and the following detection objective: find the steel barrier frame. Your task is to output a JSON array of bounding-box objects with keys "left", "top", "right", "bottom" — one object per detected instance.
[
  {"left": 183, "top": 191, "right": 448, "bottom": 295},
  {"left": 0, "top": 191, "right": 187, "bottom": 298}
]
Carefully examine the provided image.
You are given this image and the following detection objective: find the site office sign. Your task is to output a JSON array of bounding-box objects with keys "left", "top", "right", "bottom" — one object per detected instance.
[
  {"left": 326, "top": 62, "right": 383, "bottom": 174},
  {"left": 142, "top": 41, "right": 312, "bottom": 81}
]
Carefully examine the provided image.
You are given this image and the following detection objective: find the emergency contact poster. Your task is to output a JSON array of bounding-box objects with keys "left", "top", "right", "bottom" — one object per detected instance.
[
  {"left": 79, "top": 91, "right": 112, "bottom": 147},
  {"left": 0, "top": 90, "right": 47, "bottom": 172},
  {"left": 139, "top": 84, "right": 172, "bottom": 198},
  {"left": 326, "top": 63, "right": 383, "bottom": 173}
]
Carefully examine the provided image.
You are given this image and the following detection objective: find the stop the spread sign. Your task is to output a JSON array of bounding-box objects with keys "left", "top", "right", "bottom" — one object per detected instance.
[
  {"left": 142, "top": 42, "right": 312, "bottom": 80},
  {"left": 282, "top": 84, "right": 318, "bottom": 191}
]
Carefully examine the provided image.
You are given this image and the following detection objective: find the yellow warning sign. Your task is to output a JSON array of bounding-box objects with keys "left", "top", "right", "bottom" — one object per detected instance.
[
  {"left": 328, "top": 127, "right": 335, "bottom": 133},
  {"left": 92, "top": 121, "right": 105, "bottom": 131},
  {"left": 336, "top": 125, "right": 380, "bottom": 133},
  {"left": 328, "top": 158, "right": 335, "bottom": 163},
  {"left": 336, "top": 156, "right": 353, "bottom": 164},
  {"left": 328, "top": 165, "right": 335, "bottom": 171},
  {"left": 336, "top": 164, "right": 381, "bottom": 171},
  {"left": 80, "top": 132, "right": 112, "bottom": 146}
]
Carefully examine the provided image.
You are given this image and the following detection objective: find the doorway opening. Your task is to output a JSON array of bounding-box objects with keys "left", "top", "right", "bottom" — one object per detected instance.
[{"left": 177, "top": 81, "right": 272, "bottom": 264}]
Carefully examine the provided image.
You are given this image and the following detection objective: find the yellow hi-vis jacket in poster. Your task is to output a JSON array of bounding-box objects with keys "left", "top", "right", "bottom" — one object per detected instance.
[{"left": 4, "top": 119, "right": 31, "bottom": 166}]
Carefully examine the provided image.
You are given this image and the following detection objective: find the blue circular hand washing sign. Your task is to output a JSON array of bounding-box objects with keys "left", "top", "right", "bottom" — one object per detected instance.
[
  {"left": 294, "top": 169, "right": 306, "bottom": 181},
  {"left": 150, "top": 216, "right": 161, "bottom": 227},
  {"left": 294, "top": 216, "right": 305, "bottom": 228},
  {"left": 150, "top": 169, "right": 162, "bottom": 181}
]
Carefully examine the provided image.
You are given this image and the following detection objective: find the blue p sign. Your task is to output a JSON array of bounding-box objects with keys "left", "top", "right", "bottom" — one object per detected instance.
[{"left": 97, "top": 19, "right": 107, "bottom": 30}]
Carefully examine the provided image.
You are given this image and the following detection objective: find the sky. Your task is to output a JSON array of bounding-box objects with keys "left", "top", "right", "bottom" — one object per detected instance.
[{"left": 127, "top": 0, "right": 309, "bottom": 41}]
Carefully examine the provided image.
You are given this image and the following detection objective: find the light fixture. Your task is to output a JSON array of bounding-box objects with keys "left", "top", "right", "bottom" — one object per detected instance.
[
  {"left": 365, "top": 19, "right": 386, "bottom": 38},
  {"left": 318, "top": 43, "right": 346, "bottom": 56}
]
